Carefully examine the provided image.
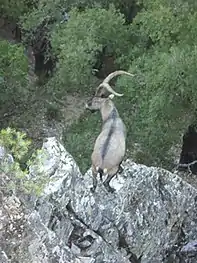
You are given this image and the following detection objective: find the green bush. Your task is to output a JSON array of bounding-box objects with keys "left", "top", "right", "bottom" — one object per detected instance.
[
  {"left": 64, "top": 0, "right": 197, "bottom": 171},
  {"left": 0, "top": 128, "right": 47, "bottom": 196},
  {"left": 50, "top": 5, "right": 131, "bottom": 94},
  {"left": 2, "top": 0, "right": 197, "bottom": 175},
  {"left": 63, "top": 112, "right": 101, "bottom": 173},
  {"left": 0, "top": 40, "right": 29, "bottom": 104},
  {"left": 0, "top": 127, "right": 31, "bottom": 160},
  {"left": 0, "top": 0, "right": 37, "bottom": 20}
]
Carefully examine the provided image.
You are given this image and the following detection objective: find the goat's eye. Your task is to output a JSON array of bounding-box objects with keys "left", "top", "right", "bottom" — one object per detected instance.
[{"left": 101, "top": 94, "right": 105, "bottom": 98}]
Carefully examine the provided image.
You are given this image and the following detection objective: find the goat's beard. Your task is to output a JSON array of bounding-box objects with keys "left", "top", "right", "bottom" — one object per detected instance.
[
  {"left": 85, "top": 104, "right": 97, "bottom": 113},
  {"left": 87, "top": 108, "right": 97, "bottom": 113}
]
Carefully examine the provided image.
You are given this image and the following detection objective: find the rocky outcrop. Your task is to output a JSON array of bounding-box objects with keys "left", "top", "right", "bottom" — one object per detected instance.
[{"left": 1, "top": 138, "right": 197, "bottom": 263}]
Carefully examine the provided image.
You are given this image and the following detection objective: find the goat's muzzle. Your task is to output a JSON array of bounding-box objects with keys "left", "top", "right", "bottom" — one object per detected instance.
[{"left": 85, "top": 100, "right": 97, "bottom": 113}]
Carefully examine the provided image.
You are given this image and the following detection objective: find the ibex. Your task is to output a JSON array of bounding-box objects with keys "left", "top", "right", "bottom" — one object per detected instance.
[{"left": 85, "top": 70, "right": 134, "bottom": 193}]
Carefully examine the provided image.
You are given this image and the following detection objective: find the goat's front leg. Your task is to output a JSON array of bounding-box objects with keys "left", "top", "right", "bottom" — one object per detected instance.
[{"left": 90, "top": 167, "right": 98, "bottom": 193}]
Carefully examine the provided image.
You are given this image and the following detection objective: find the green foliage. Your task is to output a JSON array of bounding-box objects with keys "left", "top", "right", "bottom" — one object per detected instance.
[
  {"left": 20, "top": 0, "right": 63, "bottom": 31},
  {"left": 0, "top": 127, "right": 31, "bottom": 160},
  {"left": 19, "top": 1, "right": 137, "bottom": 96},
  {"left": 2, "top": 0, "right": 197, "bottom": 174},
  {"left": 51, "top": 5, "right": 131, "bottom": 93},
  {"left": 0, "top": 128, "right": 48, "bottom": 196},
  {"left": 132, "top": 0, "right": 197, "bottom": 48},
  {"left": 0, "top": 0, "right": 37, "bottom": 20},
  {"left": 0, "top": 40, "right": 29, "bottom": 104},
  {"left": 64, "top": 112, "right": 101, "bottom": 173},
  {"left": 45, "top": 102, "right": 62, "bottom": 121},
  {"left": 132, "top": 6, "right": 181, "bottom": 48},
  {"left": 65, "top": 0, "right": 197, "bottom": 171},
  {"left": 115, "top": 1, "right": 197, "bottom": 167}
]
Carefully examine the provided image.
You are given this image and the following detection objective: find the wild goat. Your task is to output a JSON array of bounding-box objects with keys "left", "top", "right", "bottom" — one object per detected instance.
[{"left": 85, "top": 70, "right": 134, "bottom": 192}]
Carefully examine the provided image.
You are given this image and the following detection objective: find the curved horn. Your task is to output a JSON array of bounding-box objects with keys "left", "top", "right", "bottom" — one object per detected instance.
[
  {"left": 95, "top": 70, "right": 134, "bottom": 97},
  {"left": 97, "top": 70, "right": 134, "bottom": 96},
  {"left": 102, "top": 70, "right": 135, "bottom": 84},
  {"left": 98, "top": 83, "right": 124, "bottom": 96}
]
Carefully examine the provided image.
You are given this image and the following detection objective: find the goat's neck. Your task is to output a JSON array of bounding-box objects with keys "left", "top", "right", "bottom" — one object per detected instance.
[{"left": 100, "top": 103, "right": 119, "bottom": 123}]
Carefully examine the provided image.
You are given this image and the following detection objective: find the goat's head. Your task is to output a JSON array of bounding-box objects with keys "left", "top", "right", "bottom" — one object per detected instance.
[
  {"left": 86, "top": 70, "right": 134, "bottom": 111},
  {"left": 85, "top": 70, "right": 134, "bottom": 118},
  {"left": 85, "top": 94, "right": 115, "bottom": 112}
]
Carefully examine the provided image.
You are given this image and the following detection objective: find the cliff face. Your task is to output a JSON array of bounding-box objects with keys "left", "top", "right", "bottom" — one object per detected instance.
[{"left": 1, "top": 137, "right": 197, "bottom": 263}]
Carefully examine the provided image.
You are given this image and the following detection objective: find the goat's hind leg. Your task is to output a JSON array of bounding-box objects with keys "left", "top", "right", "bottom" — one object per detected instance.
[
  {"left": 118, "top": 162, "right": 124, "bottom": 174},
  {"left": 103, "top": 166, "right": 120, "bottom": 193},
  {"left": 103, "top": 174, "right": 116, "bottom": 193},
  {"left": 114, "top": 163, "right": 124, "bottom": 179},
  {"left": 103, "top": 167, "right": 118, "bottom": 193}
]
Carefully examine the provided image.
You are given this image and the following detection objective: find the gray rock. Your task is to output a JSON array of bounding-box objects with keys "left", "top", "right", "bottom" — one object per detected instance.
[
  {"left": 1, "top": 137, "right": 197, "bottom": 263},
  {"left": 0, "top": 145, "right": 14, "bottom": 164}
]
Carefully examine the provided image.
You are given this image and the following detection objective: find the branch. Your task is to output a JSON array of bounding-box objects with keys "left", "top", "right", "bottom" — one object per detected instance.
[
  {"left": 177, "top": 160, "right": 197, "bottom": 168},
  {"left": 176, "top": 160, "right": 197, "bottom": 175}
]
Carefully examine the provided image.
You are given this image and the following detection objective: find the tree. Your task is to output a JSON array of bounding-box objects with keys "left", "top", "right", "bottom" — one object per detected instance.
[
  {"left": 0, "top": 40, "right": 29, "bottom": 105},
  {"left": 20, "top": 3, "right": 134, "bottom": 94},
  {"left": 63, "top": 0, "right": 197, "bottom": 171},
  {"left": 0, "top": 0, "right": 37, "bottom": 21},
  {"left": 115, "top": 0, "right": 197, "bottom": 167},
  {"left": 50, "top": 5, "right": 131, "bottom": 94},
  {"left": 1, "top": 0, "right": 197, "bottom": 173}
]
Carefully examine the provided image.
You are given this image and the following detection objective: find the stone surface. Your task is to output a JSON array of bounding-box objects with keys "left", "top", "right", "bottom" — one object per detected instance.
[
  {"left": 0, "top": 146, "right": 14, "bottom": 164},
  {"left": 1, "top": 137, "right": 197, "bottom": 263}
]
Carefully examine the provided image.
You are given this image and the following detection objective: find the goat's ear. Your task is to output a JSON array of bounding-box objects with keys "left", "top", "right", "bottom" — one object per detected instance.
[{"left": 109, "top": 94, "right": 115, "bottom": 99}]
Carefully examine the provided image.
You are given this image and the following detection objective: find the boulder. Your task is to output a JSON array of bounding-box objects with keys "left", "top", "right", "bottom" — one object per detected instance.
[{"left": 1, "top": 137, "right": 197, "bottom": 263}]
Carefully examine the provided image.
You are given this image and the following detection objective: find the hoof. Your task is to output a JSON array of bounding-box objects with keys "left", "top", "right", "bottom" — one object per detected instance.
[
  {"left": 90, "top": 186, "right": 96, "bottom": 193},
  {"left": 99, "top": 174, "right": 103, "bottom": 182},
  {"left": 118, "top": 165, "right": 124, "bottom": 174},
  {"left": 103, "top": 182, "right": 115, "bottom": 193},
  {"left": 108, "top": 187, "right": 115, "bottom": 193}
]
